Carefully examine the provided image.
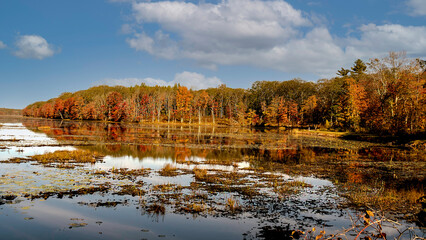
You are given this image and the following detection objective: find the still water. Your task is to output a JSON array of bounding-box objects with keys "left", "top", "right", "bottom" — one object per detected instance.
[{"left": 0, "top": 117, "right": 424, "bottom": 239}]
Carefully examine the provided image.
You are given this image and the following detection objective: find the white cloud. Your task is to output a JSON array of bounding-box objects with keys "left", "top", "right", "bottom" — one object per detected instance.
[
  {"left": 101, "top": 77, "right": 169, "bottom": 87},
  {"left": 120, "top": 24, "right": 134, "bottom": 34},
  {"left": 127, "top": 31, "right": 177, "bottom": 59},
  {"left": 99, "top": 71, "right": 223, "bottom": 90},
  {"left": 346, "top": 24, "right": 426, "bottom": 58},
  {"left": 14, "top": 35, "right": 58, "bottom": 59},
  {"left": 0, "top": 41, "right": 6, "bottom": 49},
  {"left": 123, "top": 0, "right": 426, "bottom": 77},
  {"left": 130, "top": 0, "right": 309, "bottom": 52},
  {"left": 172, "top": 71, "right": 222, "bottom": 89},
  {"left": 407, "top": 0, "right": 426, "bottom": 16}
]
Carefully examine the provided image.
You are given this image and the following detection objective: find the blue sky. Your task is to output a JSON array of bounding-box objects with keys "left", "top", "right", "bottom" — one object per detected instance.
[{"left": 0, "top": 0, "right": 425, "bottom": 109}]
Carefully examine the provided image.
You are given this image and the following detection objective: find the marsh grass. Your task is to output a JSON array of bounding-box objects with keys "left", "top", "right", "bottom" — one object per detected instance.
[
  {"left": 115, "top": 185, "right": 145, "bottom": 197},
  {"left": 274, "top": 180, "right": 312, "bottom": 196},
  {"left": 111, "top": 168, "right": 150, "bottom": 177},
  {"left": 31, "top": 150, "right": 104, "bottom": 165},
  {"left": 193, "top": 167, "right": 207, "bottom": 181},
  {"left": 226, "top": 197, "right": 241, "bottom": 212},
  {"left": 293, "top": 210, "right": 424, "bottom": 240},
  {"left": 204, "top": 158, "right": 241, "bottom": 166},
  {"left": 180, "top": 203, "right": 206, "bottom": 213},
  {"left": 146, "top": 203, "right": 165, "bottom": 215},
  {"left": 159, "top": 163, "right": 178, "bottom": 176},
  {"left": 343, "top": 184, "right": 425, "bottom": 214},
  {"left": 152, "top": 183, "right": 182, "bottom": 192}
]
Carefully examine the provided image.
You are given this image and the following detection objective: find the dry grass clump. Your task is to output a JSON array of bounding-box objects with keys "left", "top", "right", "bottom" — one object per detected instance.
[
  {"left": 226, "top": 197, "right": 241, "bottom": 212},
  {"left": 344, "top": 185, "right": 424, "bottom": 213},
  {"left": 146, "top": 203, "right": 165, "bottom": 215},
  {"left": 286, "top": 180, "right": 312, "bottom": 188},
  {"left": 193, "top": 167, "right": 208, "bottom": 181},
  {"left": 159, "top": 163, "right": 178, "bottom": 176},
  {"left": 274, "top": 180, "right": 312, "bottom": 196},
  {"left": 111, "top": 168, "right": 150, "bottom": 177},
  {"left": 115, "top": 185, "right": 145, "bottom": 197},
  {"left": 152, "top": 183, "right": 182, "bottom": 192},
  {"left": 31, "top": 150, "right": 104, "bottom": 164},
  {"left": 180, "top": 203, "right": 206, "bottom": 213}
]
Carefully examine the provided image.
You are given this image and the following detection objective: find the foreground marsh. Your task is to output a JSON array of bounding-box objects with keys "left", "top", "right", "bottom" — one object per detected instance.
[{"left": 0, "top": 117, "right": 424, "bottom": 239}]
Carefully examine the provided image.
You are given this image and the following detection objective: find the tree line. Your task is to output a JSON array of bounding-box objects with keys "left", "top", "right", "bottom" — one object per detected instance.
[
  {"left": 0, "top": 108, "right": 22, "bottom": 116},
  {"left": 23, "top": 52, "right": 426, "bottom": 135}
]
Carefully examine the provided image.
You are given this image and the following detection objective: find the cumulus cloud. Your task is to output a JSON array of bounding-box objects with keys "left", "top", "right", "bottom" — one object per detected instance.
[
  {"left": 123, "top": 0, "right": 426, "bottom": 77},
  {"left": 0, "top": 41, "right": 6, "bottom": 49},
  {"left": 172, "top": 72, "right": 222, "bottom": 89},
  {"left": 101, "top": 77, "right": 168, "bottom": 87},
  {"left": 13, "top": 35, "right": 58, "bottom": 59},
  {"left": 407, "top": 0, "right": 426, "bottom": 16},
  {"left": 100, "top": 71, "right": 223, "bottom": 90},
  {"left": 346, "top": 24, "right": 426, "bottom": 58}
]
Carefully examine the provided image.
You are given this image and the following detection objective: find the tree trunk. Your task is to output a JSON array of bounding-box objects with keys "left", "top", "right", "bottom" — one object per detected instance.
[
  {"left": 58, "top": 110, "right": 64, "bottom": 120},
  {"left": 211, "top": 108, "right": 215, "bottom": 124}
]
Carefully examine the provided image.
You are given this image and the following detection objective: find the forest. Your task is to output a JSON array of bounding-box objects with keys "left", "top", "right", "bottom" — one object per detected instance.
[
  {"left": 23, "top": 52, "right": 426, "bottom": 135},
  {"left": 0, "top": 108, "right": 22, "bottom": 116}
]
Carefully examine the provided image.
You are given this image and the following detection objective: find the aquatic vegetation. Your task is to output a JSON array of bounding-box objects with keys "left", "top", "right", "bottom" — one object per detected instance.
[
  {"left": 146, "top": 203, "right": 166, "bottom": 215},
  {"left": 111, "top": 168, "right": 150, "bottom": 177},
  {"left": 273, "top": 180, "right": 312, "bottom": 196},
  {"left": 293, "top": 210, "right": 425, "bottom": 240},
  {"left": 69, "top": 222, "right": 88, "bottom": 228},
  {"left": 1, "top": 194, "right": 17, "bottom": 201},
  {"left": 159, "top": 163, "right": 178, "bottom": 177},
  {"left": 152, "top": 184, "right": 182, "bottom": 192},
  {"left": 192, "top": 167, "right": 207, "bottom": 181},
  {"left": 180, "top": 203, "right": 206, "bottom": 213},
  {"left": 342, "top": 184, "right": 425, "bottom": 218},
  {"left": 28, "top": 185, "right": 110, "bottom": 200},
  {"left": 0, "top": 118, "right": 424, "bottom": 239},
  {"left": 115, "top": 185, "right": 145, "bottom": 197},
  {"left": 225, "top": 197, "right": 240, "bottom": 213},
  {"left": 31, "top": 150, "right": 104, "bottom": 165},
  {"left": 0, "top": 157, "right": 29, "bottom": 163}
]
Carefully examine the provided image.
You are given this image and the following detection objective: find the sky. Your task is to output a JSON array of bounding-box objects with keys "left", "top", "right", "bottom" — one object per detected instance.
[{"left": 0, "top": 0, "right": 425, "bottom": 109}]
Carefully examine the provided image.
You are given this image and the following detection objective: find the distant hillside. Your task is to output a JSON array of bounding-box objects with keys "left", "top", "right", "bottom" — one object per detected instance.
[{"left": 0, "top": 108, "right": 22, "bottom": 116}]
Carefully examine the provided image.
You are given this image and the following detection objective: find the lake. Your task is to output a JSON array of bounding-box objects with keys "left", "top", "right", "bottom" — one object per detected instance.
[{"left": 0, "top": 116, "right": 424, "bottom": 239}]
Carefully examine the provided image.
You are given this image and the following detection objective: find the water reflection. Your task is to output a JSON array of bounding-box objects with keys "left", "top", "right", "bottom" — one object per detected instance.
[
  {"left": 18, "top": 118, "right": 425, "bottom": 198},
  {"left": 0, "top": 117, "right": 424, "bottom": 239}
]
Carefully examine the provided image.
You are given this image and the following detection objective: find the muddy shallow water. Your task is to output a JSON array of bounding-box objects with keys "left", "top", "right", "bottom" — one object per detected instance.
[{"left": 0, "top": 117, "right": 424, "bottom": 239}]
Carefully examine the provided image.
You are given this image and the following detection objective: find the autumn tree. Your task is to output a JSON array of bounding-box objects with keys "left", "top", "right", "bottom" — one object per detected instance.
[
  {"left": 337, "top": 78, "right": 368, "bottom": 130},
  {"left": 301, "top": 95, "right": 318, "bottom": 127},
  {"left": 175, "top": 86, "right": 193, "bottom": 123},
  {"left": 106, "top": 91, "right": 123, "bottom": 121},
  {"left": 53, "top": 98, "right": 65, "bottom": 119},
  {"left": 194, "top": 91, "right": 209, "bottom": 124}
]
